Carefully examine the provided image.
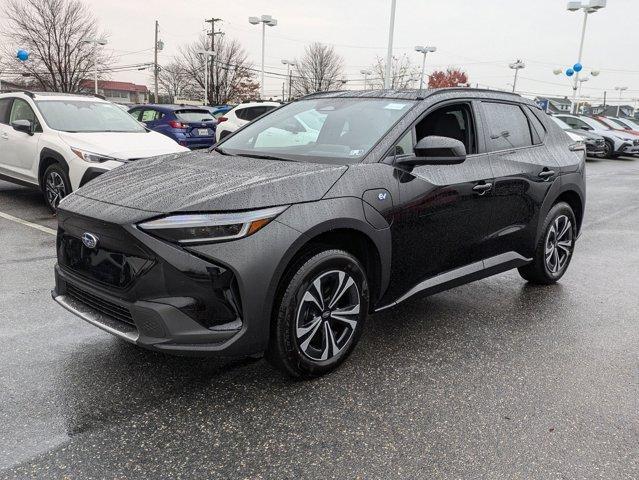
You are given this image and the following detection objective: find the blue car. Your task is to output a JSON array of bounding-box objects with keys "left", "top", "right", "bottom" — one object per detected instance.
[{"left": 128, "top": 104, "right": 216, "bottom": 150}]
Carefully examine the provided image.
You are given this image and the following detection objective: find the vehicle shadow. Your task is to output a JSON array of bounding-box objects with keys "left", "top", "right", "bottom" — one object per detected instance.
[
  {"left": 0, "top": 181, "right": 55, "bottom": 225},
  {"left": 56, "top": 275, "right": 568, "bottom": 438}
]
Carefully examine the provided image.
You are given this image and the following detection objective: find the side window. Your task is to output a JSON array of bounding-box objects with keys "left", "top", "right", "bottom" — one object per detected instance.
[
  {"left": 243, "top": 106, "right": 268, "bottom": 122},
  {"left": 559, "top": 116, "right": 591, "bottom": 130},
  {"left": 482, "top": 102, "right": 532, "bottom": 151},
  {"left": 525, "top": 107, "right": 546, "bottom": 145},
  {"left": 394, "top": 130, "right": 414, "bottom": 156},
  {"left": 140, "top": 109, "right": 159, "bottom": 122},
  {"left": 0, "top": 98, "right": 12, "bottom": 125},
  {"left": 128, "top": 109, "right": 142, "bottom": 120},
  {"left": 414, "top": 102, "right": 477, "bottom": 155},
  {"left": 9, "top": 98, "right": 41, "bottom": 131}
]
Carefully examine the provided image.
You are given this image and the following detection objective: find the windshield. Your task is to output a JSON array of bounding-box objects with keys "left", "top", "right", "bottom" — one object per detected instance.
[
  {"left": 176, "top": 110, "right": 215, "bottom": 123},
  {"left": 220, "top": 98, "right": 415, "bottom": 164},
  {"left": 550, "top": 116, "right": 571, "bottom": 130},
  {"left": 36, "top": 100, "right": 146, "bottom": 133}
]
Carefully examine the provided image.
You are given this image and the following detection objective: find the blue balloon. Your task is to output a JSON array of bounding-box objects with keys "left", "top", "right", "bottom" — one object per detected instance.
[
  {"left": 566, "top": 68, "right": 575, "bottom": 77},
  {"left": 16, "top": 49, "right": 29, "bottom": 61},
  {"left": 573, "top": 63, "right": 583, "bottom": 72}
]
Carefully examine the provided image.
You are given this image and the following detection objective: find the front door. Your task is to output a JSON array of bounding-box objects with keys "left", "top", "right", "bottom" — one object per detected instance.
[
  {"left": 2, "top": 98, "right": 42, "bottom": 182},
  {"left": 382, "top": 101, "right": 495, "bottom": 304}
]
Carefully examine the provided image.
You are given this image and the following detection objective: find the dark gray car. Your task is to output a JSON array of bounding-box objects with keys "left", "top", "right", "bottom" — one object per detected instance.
[{"left": 52, "top": 88, "right": 586, "bottom": 377}]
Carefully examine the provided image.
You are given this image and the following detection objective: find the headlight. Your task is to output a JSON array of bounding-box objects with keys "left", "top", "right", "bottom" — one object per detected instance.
[
  {"left": 138, "top": 206, "right": 288, "bottom": 245},
  {"left": 71, "top": 147, "right": 119, "bottom": 163}
]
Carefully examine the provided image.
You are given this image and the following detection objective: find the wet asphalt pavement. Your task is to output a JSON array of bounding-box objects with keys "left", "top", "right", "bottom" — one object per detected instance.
[{"left": 0, "top": 157, "right": 638, "bottom": 479}]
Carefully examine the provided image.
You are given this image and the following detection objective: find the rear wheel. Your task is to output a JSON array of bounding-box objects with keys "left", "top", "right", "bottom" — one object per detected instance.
[
  {"left": 518, "top": 202, "right": 576, "bottom": 285},
  {"left": 267, "top": 249, "right": 369, "bottom": 378},
  {"left": 42, "top": 163, "right": 71, "bottom": 213}
]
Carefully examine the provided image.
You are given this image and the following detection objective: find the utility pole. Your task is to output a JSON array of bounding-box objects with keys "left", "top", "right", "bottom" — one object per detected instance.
[
  {"left": 154, "top": 20, "right": 159, "bottom": 103},
  {"left": 205, "top": 18, "right": 223, "bottom": 105},
  {"left": 384, "top": 0, "right": 397, "bottom": 89}
]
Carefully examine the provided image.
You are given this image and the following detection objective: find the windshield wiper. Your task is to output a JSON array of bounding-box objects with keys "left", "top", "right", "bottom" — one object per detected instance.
[{"left": 237, "top": 153, "right": 296, "bottom": 162}]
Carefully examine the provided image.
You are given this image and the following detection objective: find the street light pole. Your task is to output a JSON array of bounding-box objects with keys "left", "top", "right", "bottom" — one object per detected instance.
[
  {"left": 566, "top": 0, "right": 607, "bottom": 113},
  {"left": 384, "top": 0, "right": 397, "bottom": 89},
  {"left": 360, "top": 69, "right": 372, "bottom": 90},
  {"left": 249, "top": 15, "right": 278, "bottom": 99},
  {"left": 282, "top": 59, "right": 296, "bottom": 101},
  {"left": 415, "top": 46, "right": 437, "bottom": 92},
  {"left": 508, "top": 60, "right": 525, "bottom": 93},
  {"left": 82, "top": 38, "right": 107, "bottom": 94},
  {"left": 198, "top": 50, "right": 215, "bottom": 106}
]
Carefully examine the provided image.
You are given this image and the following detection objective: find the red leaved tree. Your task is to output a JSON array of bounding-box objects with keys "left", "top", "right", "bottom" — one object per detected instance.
[{"left": 428, "top": 69, "right": 469, "bottom": 88}]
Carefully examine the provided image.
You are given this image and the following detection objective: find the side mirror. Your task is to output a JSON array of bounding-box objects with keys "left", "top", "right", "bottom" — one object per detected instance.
[
  {"left": 580, "top": 126, "right": 592, "bottom": 131},
  {"left": 397, "top": 136, "right": 467, "bottom": 166},
  {"left": 12, "top": 119, "right": 34, "bottom": 135}
]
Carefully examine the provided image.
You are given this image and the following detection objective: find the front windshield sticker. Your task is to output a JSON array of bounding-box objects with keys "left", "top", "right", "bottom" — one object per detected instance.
[
  {"left": 349, "top": 149, "right": 365, "bottom": 156},
  {"left": 384, "top": 103, "right": 408, "bottom": 110}
]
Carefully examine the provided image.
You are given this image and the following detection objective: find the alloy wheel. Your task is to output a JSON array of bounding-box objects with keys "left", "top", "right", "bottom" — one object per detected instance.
[
  {"left": 545, "top": 214, "right": 573, "bottom": 275},
  {"left": 295, "top": 270, "right": 361, "bottom": 362},
  {"left": 45, "top": 171, "right": 67, "bottom": 210}
]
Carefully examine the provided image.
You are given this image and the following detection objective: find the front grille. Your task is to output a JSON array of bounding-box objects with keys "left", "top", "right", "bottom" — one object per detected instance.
[{"left": 66, "top": 283, "right": 135, "bottom": 326}]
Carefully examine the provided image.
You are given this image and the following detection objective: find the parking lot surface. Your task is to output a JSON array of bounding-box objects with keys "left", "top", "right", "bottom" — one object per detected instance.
[{"left": 0, "top": 157, "right": 638, "bottom": 479}]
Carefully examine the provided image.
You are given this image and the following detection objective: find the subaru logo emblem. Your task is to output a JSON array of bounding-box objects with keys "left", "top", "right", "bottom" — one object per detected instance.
[{"left": 81, "top": 232, "right": 99, "bottom": 249}]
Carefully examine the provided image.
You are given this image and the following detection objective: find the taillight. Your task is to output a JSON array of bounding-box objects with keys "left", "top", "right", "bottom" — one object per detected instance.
[
  {"left": 169, "top": 120, "right": 186, "bottom": 129},
  {"left": 217, "top": 116, "right": 228, "bottom": 124}
]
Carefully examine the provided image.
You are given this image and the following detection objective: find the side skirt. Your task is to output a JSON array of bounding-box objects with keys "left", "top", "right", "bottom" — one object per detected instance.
[{"left": 375, "top": 252, "right": 531, "bottom": 312}]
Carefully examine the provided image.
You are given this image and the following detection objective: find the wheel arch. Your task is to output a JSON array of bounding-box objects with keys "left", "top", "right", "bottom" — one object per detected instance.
[{"left": 38, "top": 148, "right": 69, "bottom": 190}]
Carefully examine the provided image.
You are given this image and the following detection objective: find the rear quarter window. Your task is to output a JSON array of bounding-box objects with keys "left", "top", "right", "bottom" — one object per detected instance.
[{"left": 482, "top": 102, "right": 533, "bottom": 151}]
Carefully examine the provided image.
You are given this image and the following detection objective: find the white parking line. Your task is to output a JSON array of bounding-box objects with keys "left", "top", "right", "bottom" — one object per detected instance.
[{"left": 0, "top": 211, "right": 56, "bottom": 236}]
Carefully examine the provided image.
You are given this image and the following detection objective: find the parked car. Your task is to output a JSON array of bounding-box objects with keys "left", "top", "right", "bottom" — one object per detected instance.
[
  {"left": 0, "top": 91, "right": 188, "bottom": 211},
  {"left": 215, "top": 101, "right": 280, "bottom": 142},
  {"left": 549, "top": 115, "right": 606, "bottom": 157},
  {"left": 554, "top": 113, "right": 639, "bottom": 158},
  {"left": 591, "top": 115, "right": 639, "bottom": 137},
  {"left": 204, "top": 105, "right": 234, "bottom": 119},
  {"left": 128, "top": 104, "right": 217, "bottom": 150},
  {"left": 606, "top": 116, "right": 639, "bottom": 131},
  {"left": 53, "top": 89, "right": 585, "bottom": 378}
]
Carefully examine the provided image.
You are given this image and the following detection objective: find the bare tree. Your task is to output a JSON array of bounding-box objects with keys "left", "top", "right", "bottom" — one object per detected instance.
[
  {"left": 292, "top": 43, "right": 345, "bottom": 96},
  {"left": 370, "top": 54, "right": 419, "bottom": 90},
  {"left": 177, "top": 35, "right": 257, "bottom": 105},
  {"left": 0, "top": 0, "right": 112, "bottom": 92},
  {"left": 157, "top": 61, "right": 188, "bottom": 103}
]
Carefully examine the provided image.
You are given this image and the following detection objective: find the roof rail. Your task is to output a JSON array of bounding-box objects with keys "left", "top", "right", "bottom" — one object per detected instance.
[{"left": 1, "top": 89, "right": 36, "bottom": 98}]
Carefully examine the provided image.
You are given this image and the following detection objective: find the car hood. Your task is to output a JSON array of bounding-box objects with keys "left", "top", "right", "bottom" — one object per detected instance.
[
  {"left": 57, "top": 131, "right": 188, "bottom": 160},
  {"left": 73, "top": 151, "right": 348, "bottom": 213},
  {"left": 568, "top": 129, "right": 604, "bottom": 141}
]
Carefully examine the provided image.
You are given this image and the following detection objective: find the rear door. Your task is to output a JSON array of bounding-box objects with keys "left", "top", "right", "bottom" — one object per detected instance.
[
  {"left": 1, "top": 98, "right": 42, "bottom": 182},
  {"left": 482, "top": 101, "right": 560, "bottom": 260}
]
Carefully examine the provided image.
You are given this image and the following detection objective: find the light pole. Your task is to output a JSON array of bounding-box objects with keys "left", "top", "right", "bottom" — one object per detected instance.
[
  {"left": 82, "top": 38, "right": 107, "bottom": 94},
  {"left": 566, "top": 0, "right": 607, "bottom": 112},
  {"left": 249, "top": 15, "right": 278, "bottom": 98},
  {"left": 508, "top": 59, "right": 525, "bottom": 93},
  {"left": 576, "top": 76, "right": 590, "bottom": 113},
  {"left": 360, "top": 69, "right": 372, "bottom": 90},
  {"left": 384, "top": 0, "right": 397, "bottom": 89},
  {"left": 197, "top": 50, "right": 215, "bottom": 106},
  {"left": 281, "top": 59, "right": 296, "bottom": 101},
  {"left": 615, "top": 86, "right": 628, "bottom": 116},
  {"left": 414, "top": 46, "right": 437, "bottom": 92}
]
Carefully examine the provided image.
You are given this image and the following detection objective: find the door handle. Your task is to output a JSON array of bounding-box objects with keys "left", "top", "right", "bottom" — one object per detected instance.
[
  {"left": 472, "top": 182, "right": 493, "bottom": 195},
  {"left": 538, "top": 170, "right": 555, "bottom": 180}
]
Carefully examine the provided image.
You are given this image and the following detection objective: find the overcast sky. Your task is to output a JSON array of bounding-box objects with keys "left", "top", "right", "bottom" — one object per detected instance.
[{"left": 8, "top": 0, "right": 639, "bottom": 103}]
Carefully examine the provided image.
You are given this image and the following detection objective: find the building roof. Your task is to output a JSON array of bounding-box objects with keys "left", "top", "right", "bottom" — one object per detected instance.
[{"left": 80, "top": 80, "right": 149, "bottom": 93}]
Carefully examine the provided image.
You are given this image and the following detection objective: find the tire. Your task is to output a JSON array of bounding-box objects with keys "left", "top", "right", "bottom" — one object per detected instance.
[
  {"left": 518, "top": 202, "right": 576, "bottom": 285},
  {"left": 266, "top": 249, "right": 369, "bottom": 378},
  {"left": 603, "top": 139, "right": 616, "bottom": 159},
  {"left": 42, "top": 163, "right": 71, "bottom": 213}
]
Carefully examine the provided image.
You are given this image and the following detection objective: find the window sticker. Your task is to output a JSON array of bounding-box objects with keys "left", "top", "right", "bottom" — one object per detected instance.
[{"left": 384, "top": 103, "right": 408, "bottom": 110}]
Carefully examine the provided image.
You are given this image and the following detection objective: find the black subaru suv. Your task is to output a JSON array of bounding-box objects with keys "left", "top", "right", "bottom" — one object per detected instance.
[{"left": 52, "top": 89, "right": 586, "bottom": 378}]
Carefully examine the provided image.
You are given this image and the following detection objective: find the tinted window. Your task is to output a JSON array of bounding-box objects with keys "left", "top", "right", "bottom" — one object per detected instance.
[
  {"left": 483, "top": 102, "right": 533, "bottom": 151},
  {"left": 525, "top": 107, "right": 546, "bottom": 144},
  {"left": 415, "top": 103, "right": 477, "bottom": 155},
  {"left": 176, "top": 110, "right": 214, "bottom": 123},
  {"left": 557, "top": 116, "right": 591, "bottom": 130},
  {"left": 141, "top": 109, "right": 160, "bottom": 122},
  {"left": 128, "top": 109, "right": 142, "bottom": 121},
  {"left": 237, "top": 105, "right": 275, "bottom": 122},
  {"left": 0, "top": 98, "right": 12, "bottom": 124}
]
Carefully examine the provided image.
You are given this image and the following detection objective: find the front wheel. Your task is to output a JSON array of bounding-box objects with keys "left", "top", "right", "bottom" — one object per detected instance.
[
  {"left": 267, "top": 249, "right": 369, "bottom": 378},
  {"left": 518, "top": 202, "right": 576, "bottom": 285},
  {"left": 42, "top": 163, "right": 71, "bottom": 213}
]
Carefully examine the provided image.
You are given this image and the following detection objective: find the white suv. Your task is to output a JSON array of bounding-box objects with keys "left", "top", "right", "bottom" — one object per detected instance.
[
  {"left": 0, "top": 91, "right": 188, "bottom": 211},
  {"left": 215, "top": 101, "right": 280, "bottom": 142}
]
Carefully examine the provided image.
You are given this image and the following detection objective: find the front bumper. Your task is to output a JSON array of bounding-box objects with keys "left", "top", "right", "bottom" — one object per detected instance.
[{"left": 617, "top": 142, "right": 639, "bottom": 155}]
